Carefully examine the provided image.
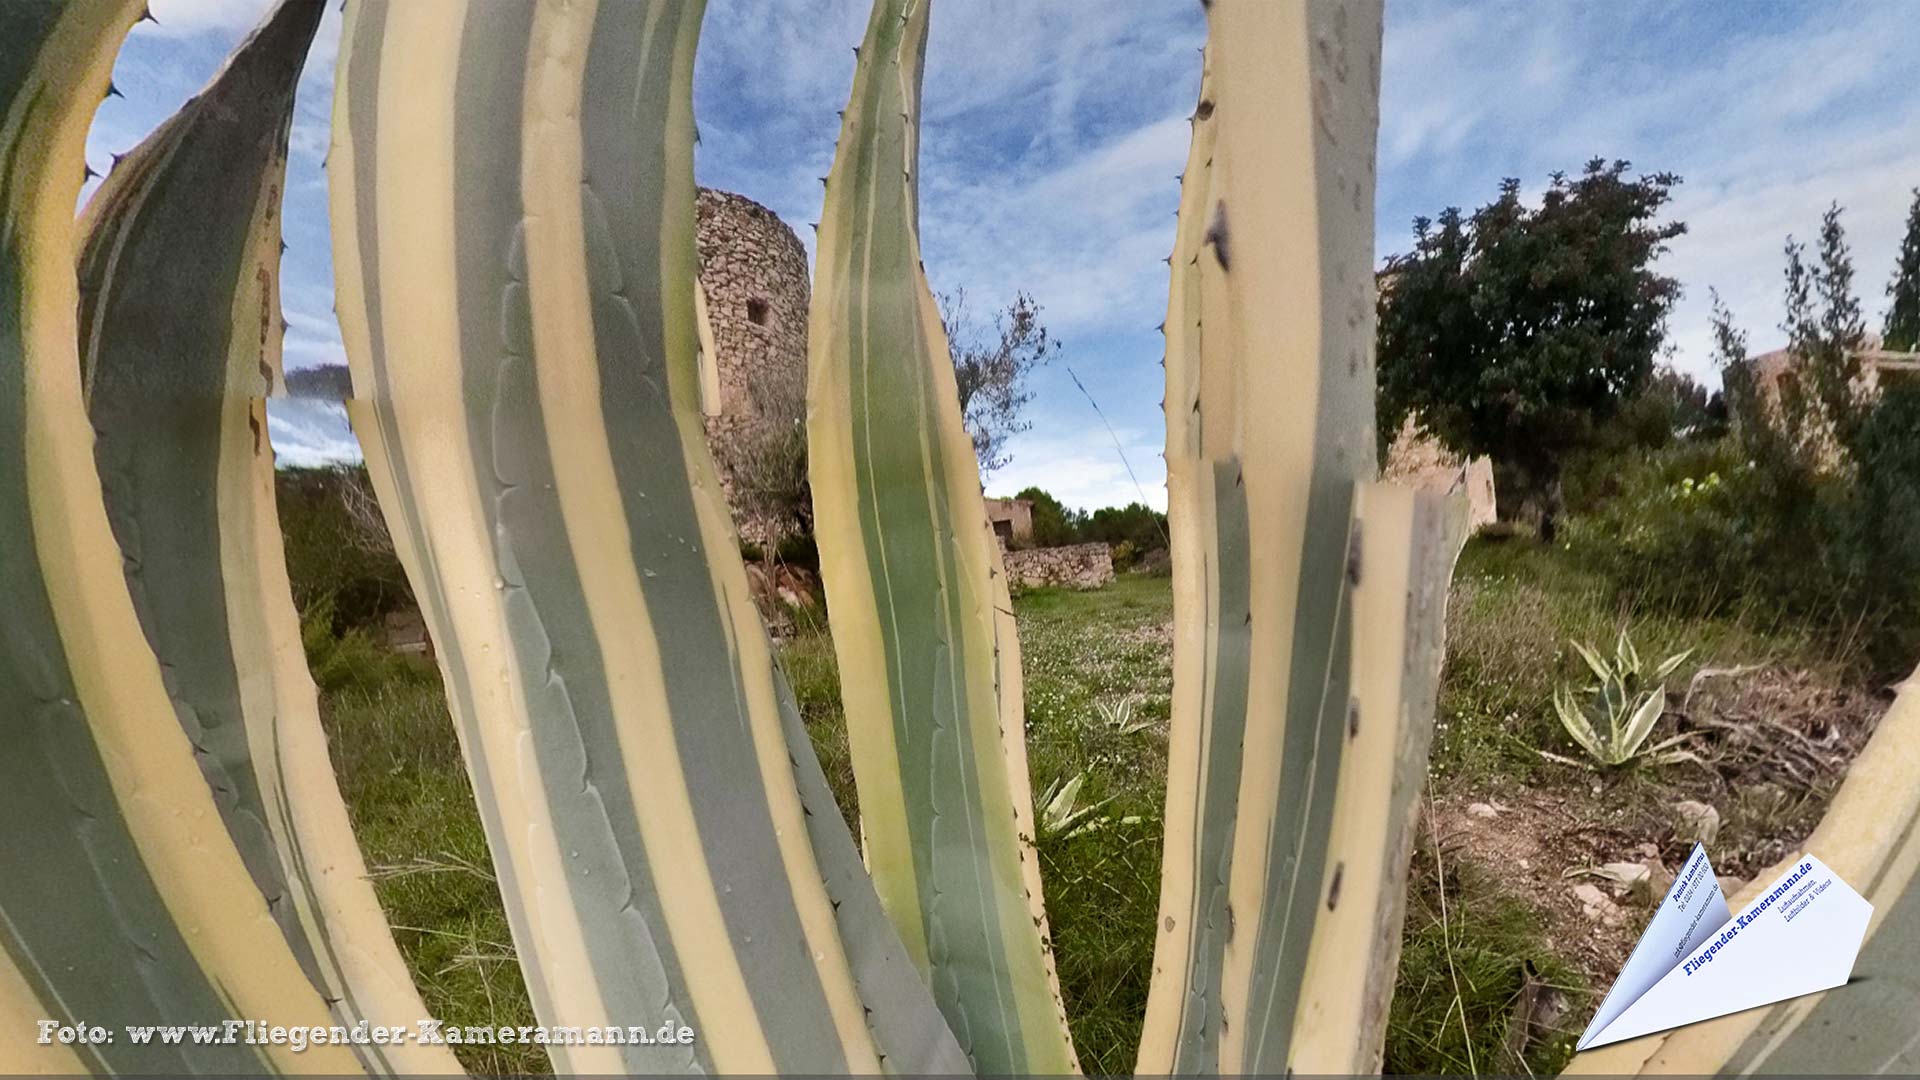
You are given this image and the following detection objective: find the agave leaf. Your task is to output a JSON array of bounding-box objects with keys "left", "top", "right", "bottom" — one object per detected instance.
[
  {"left": 1280, "top": 482, "right": 1468, "bottom": 1071},
  {"left": 0, "top": 3, "right": 362, "bottom": 1073},
  {"left": 1135, "top": 3, "right": 1461, "bottom": 1074},
  {"left": 804, "top": 0, "right": 1076, "bottom": 1072},
  {"left": 1652, "top": 647, "right": 1695, "bottom": 683},
  {"left": 1643, "top": 731, "right": 1697, "bottom": 755},
  {"left": 1136, "top": 42, "right": 1237, "bottom": 1079},
  {"left": 1571, "top": 638, "right": 1614, "bottom": 688},
  {"left": 1618, "top": 627, "right": 1642, "bottom": 678},
  {"left": 331, "top": 1, "right": 961, "bottom": 1073},
  {"left": 1537, "top": 747, "right": 1596, "bottom": 768},
  {"left": 1554, "top": 685, "right": 1608, "bottom": 764},
  {"left": 1039, "top": 773, "right": 1117, "bottom": 843},
  {"left": 1043, "top": 774, "right": 1086, "bottom": 827},
  {"left": 1619, "top": 687, "right": 1669, "bottom": 757},
  {"left": 770, "top": 668, "right": 974, "bottom": 1075},
  {"left": 73, "top": 4, "right": 456, "bottom": 1072},
  {"left": 1602, "top": 676, "right": 1630, "bottom": 745},
  {"left": 1066, "top": 813, "right": 1144, "bottom": 840},
  {"left": 1565, "top": 662, "right": 1920, "bottom": 1074}
]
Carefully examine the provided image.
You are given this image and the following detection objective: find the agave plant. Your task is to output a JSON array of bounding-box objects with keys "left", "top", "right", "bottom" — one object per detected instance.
[
  {"left": 1094, "top": 695, "right": 1154, "bottom": 735},
  {"left": 1035, "top": 772, "right": 1119, "bottom": 843},
  {"left": 3, "top": 0, "right": 1918, "bottom": 1077},
  {"left": 1549, "top": 631, "right": 1696, "bottom": 768}
]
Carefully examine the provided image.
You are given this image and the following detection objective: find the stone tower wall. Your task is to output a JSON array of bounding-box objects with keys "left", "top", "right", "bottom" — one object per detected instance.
[{"left": 695, "top": 187, "right": 812, "bottom": 545}]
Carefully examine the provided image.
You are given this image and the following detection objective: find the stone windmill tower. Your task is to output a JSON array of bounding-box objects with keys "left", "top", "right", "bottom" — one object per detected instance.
[{"left": 692, "top": 188, "right": 812, "bottom": 547}]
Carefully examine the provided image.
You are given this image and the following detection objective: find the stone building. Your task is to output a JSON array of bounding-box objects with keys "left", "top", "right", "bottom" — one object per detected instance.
[
  {"left": 1748, "top": 335, "right": 1917, "bottom": 406},
  {"left": 984, "top": 496, "right": 1035, "bottom": 546},
  {"left": 694, "top": 187, "right": 812, "bottom": 545},
  {"left": 1745, "top": 335, "right": 1920, "bottom": 467},
  {"left": 1382, "top": 415, "right": 1498, "bottom": 532}
]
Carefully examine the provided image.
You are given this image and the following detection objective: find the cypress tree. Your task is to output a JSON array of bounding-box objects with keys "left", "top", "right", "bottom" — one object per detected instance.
[{"left": 1886, "top": 188, "right": 1920, "bottom": 351}]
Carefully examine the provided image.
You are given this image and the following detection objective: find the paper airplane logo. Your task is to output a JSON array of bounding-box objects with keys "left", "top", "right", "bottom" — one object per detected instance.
[{"left": 1577, "top": 845, "right": 1872, "bottom": 1050}]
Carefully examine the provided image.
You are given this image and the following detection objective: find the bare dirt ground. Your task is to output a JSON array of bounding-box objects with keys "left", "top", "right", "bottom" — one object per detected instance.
[{"left": 1429, "top": 663, "right": 1892, "bottom": 986}]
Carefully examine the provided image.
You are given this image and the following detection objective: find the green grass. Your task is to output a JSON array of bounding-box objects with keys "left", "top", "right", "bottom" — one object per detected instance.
[
  {"left": 779, "top": 623, "right": 861, "bottom": 835},
  {"left": 311, "top": 631, "right": 545, "bottom": 1076},
  {"left": 1010, "top": 576, "right": 1174, "bottom": 1074},
  {"left": 1386, "top": 848, "right": 1586, "bottom": 1076}
]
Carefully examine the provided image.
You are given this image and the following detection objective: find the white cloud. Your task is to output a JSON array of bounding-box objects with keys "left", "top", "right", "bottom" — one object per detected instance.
[
  {"left": 1663, "top": 123, "right": 1920, "bottom": 378},
  {"left": 920, "top": 112, "right": 1191, "bottom": 337},
  {"left": 287, "top": 3, "right": 343, "bottom": 164},
  {"left": 282, "top": 284, "right": 344, "bottom": 365},
  {"left": 986, "top": 424, "right": 1166, "bottom": 514},
  {"left": 137, "top": 0, "right": 271, "bottom": 39},
  {"left": 266, "top": 398, "right": 359, "bottom": 467}
]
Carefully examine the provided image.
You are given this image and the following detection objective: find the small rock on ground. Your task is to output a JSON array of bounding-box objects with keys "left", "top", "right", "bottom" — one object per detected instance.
[
  {"left": 1571, "top": 882, "right": 1625, "bottom": 926},
  {"left": 1673, "top": 799, "right": 1721, "bottom": 846}
]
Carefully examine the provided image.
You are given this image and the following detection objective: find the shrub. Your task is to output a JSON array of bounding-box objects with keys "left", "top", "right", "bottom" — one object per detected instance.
[
  {"left": 298, "top": 593, "right": 431, "bottom": 695},
  {"left": 1561, "top": 368, "right": 1726, "bottom": 515},
  {"left": 1566, "top": 417, "right": 1920, "bottom": 675},
  {"left": 1563, "top": 441, "right": 1770, "bottom": 615},
  {"left": 277, "top": 466, "right": 414, "bottom": 632},
  {"left": 775, "top": 530, "right": 821, "bottom": 573},
  {"left": 1848, "top": 379, "right": 1920, "bottom": 667}
]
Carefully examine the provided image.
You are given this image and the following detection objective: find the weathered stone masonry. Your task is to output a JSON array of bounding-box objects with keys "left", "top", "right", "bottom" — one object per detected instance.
[
  {"left": 695, "top": 187, "right": 813, "bottom": 544},
  {"left": 1003, "top": 542, "right": 1115, "bottom": 591}
]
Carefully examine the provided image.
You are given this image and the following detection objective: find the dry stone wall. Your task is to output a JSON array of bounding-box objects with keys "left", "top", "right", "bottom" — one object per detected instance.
[{"left": 1004, "top": 542, "right": 1115, "bottom": 591}]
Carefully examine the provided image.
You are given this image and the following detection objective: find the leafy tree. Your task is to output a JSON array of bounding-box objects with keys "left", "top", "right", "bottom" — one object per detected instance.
[
  {"left": 1082, "top": 502, "right": 1167, "bottom": 555},
  {"left": 939, "top": 289, "right": 1061, "bottom": 476},
  {"left": 275, "top": 466, "right": 414, "bottom": 632},
  {"left": 1377, "top": 159, "right": 1686, "bottom": 534},
  {"left": 1618, "top": 366, "right": 1724, "bottom": 446},
  {"left": 1710, "top": 286, "right": 1822, "bottom": 531},
  {"left": 1014, "top": 486, "right": 1084, "bottom": 548},
  {"left": 1710, "top": 289, "right": 1772, "bottom": 453},
  {"left": 1886, "top": 188, "right": 1920, "bottom": 352}
]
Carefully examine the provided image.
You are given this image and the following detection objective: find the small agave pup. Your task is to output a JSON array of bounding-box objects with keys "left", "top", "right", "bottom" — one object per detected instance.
[{"left": 1548, "top": 632, "right": 1696, "bottom": 769}]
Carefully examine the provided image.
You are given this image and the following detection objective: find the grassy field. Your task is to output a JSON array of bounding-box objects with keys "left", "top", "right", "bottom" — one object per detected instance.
[{"left": 313, "top": 539, "right": 1865, "bottom": 1075}]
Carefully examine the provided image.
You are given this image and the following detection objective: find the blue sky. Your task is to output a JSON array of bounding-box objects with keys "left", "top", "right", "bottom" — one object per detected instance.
[{"left": 87, "top": 0, "right": 1920, "bottom": 511}]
